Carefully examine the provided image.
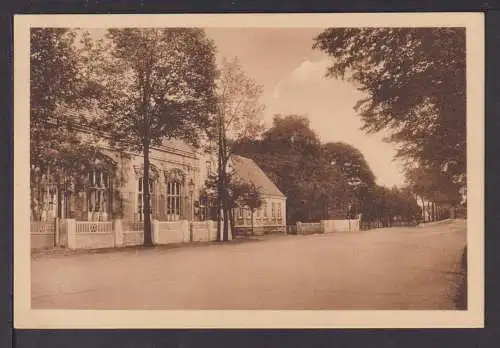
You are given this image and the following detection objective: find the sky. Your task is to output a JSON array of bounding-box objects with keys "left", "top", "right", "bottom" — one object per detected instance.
[{"left": 205, "top": 28, "right": 406, "bottom": 187}]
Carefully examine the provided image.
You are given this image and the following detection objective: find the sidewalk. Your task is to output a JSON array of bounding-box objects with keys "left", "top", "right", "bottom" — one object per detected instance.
[{"left": 31, "top": 234, "right": 287, "bottom": 260}]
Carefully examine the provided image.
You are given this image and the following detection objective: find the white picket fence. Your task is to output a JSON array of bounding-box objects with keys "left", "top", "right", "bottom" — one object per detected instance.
[
  {"left": 31, "top": 219, "right": 219, "bottom": 250},
  {"left": 75, "top": 221, "right": 113, "bottom": 233}
]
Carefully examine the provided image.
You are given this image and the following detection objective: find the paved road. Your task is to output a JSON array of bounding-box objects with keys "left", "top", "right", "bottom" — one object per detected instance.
[{"left": 31, "top": 220, "right": 466, "bottom": 310}]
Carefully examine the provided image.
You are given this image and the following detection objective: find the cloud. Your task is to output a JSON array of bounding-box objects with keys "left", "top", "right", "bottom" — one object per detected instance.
[{"left": 289, "top": 59, "right": 330, "bottom": 82}]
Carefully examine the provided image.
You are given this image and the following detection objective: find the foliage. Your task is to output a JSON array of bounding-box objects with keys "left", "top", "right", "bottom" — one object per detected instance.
[
  {"left": 405, "top": 166, "right": 462, "bottom": 205},
  {"left": 233, "top": 114, "right": 353, "bottom": 223},
  {"left": 314, "top": 28, "right": 466, "bottom": 190},
  {"left": 31, "top": 29, "right": 101, "bottom": 176},
  {"left": 361, "top": 185, "right": 421, "bottom": 226},
  {"left": 214, "top": 57, "right": 265, "bottom": 241},
  {"left": 30, "top": 28, "right": 117, "bottom": 219},
  {"left": 322, "top": 142, "right": 376, "bottom": 189},
  {"left": 235, "top": 182, "right": 263, "bottom": 213},
  {"left": 85, "top": 28, "right": 218, "bottom": 152},
  {"left": 83, "top": 28, "right": 218, "bottom": 245}
]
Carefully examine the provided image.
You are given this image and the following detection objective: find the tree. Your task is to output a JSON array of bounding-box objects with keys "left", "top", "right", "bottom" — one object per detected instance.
[
  {"left": 233, "top": 114, "right": 353, "bottom": 224},
  {"left": 314, "top": 28, "right": 466, "bottom": 191},
  {"left": 86, "top": 28, "right": 218, "bottom": 246},
  {"left": 322, "top": 142, "right": 376, "bottom": 218},
  {"left": 322, "top": 142, "right": 376, "bottom": 188},
  {"left": 233, "top": 182, "right": 263, "bottom": 236},
  {"left": 30, "top": 28, "right": 109, "bottom": 220},
  {"left": 214, "top": 57, "right": 264, "bottom": 241},
  {"left": 406, "top": 166, "right": 461, "bottom": 221}
]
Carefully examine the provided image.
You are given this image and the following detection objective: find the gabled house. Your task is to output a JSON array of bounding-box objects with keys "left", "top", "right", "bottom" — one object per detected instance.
[{"left": 229, "top": 155, "right": 287, "bottom": 235}]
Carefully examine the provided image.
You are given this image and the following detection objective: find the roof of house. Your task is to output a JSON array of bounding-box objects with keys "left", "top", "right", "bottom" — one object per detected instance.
[
  {"left": 231, "top": 155, "right": 286, "bottom": 198},
  {"left": 59, "top": 106, "right": 197, "bottom": 157}
]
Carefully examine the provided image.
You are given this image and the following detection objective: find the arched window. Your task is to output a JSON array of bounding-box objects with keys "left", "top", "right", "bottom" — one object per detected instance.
[
  {"left": 137, "top": 177, "right": 154, "bottom": 222},
  {"left": 166, "top": 181, "right": 182, "bottom": 221},
  {"left": 133, "top": 164, "right": 159, "bottom": 221},
  {"left": 87, "top": 169, "right": 111, "bottom": 221},
  {"left": 165, "top": 169, "right": 185, "bottom": 221}
]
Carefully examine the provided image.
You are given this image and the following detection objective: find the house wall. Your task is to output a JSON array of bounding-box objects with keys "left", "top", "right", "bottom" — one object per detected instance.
[
  {"left": 234, "top": 196, "right": 287, "bottom": 235},
  {"left": 47, "top": 137, "right": 203, "bottom": 223},
  {"left": 117, "top": 146, "right": 200, "bottom": 222}
]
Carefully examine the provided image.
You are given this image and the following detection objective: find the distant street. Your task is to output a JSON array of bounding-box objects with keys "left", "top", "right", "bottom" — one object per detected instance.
[{"left": 32, "top": 220, "right": 466, "bottom": 310}]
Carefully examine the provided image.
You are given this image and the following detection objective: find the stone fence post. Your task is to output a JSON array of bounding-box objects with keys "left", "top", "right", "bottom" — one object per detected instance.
[
  {"left": 180, "top": 220, "right": 190, "bottom": 243},
  {"left": 296, "top": 221, "right": 302, "bottom": 235},
  {"left": 114, "top": 219, "right": 123, "bottom": 247},
  {"left": 320, "top": 220, "right": 326, "bottom": 234},
  {"left": 207, "top": 220, "right": 216, "bottom": 241},
  {"left": 152, "top": 220, "right": 160, "bottom": 245},
  {"left": 66, "top": 219, "right": 76, "bottom": 250}
]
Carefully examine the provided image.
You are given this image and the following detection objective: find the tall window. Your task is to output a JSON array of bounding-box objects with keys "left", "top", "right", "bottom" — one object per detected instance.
[
  {"left": 271, "top": 202, "right": 276, "bottom": 218},
  {"left": 263, "top": 202, "right": 268, "bottom": 218},
  {"left": 277, "top": 202, "right": 282, "bottom": 218},
  {"left": 166, "top": 181, "right": 182, "bottom": 221},
  {"left": 137, "top": 177, "right": 154, "bottom": 221},
  {"left": 88, "top": 169, "right": 110, "bottom": 221},
  {"left": 206, "top": 160, "right": 213, "bottom": 176}
]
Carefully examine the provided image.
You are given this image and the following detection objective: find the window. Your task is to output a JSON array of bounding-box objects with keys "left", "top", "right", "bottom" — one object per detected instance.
[
  {"left": 88, "top": 169, "right": 110, "bottom": 221},
  {"left": 271, "top": 202, "right": 276, "bottom": 218},
  {"left": 263, "top": 202, "right": 268, "bottom": 217},
  {"left": 238, "top": 206, "right": 244, "bottom": 219},
  {"left": 166, "top": 181, "right": 181, "bottom": 220},
  {"left": 277, "top": 202, "right": 282, "bottom": 218},
  {"left": 206, "top": 161, "right": 213, "bottom": 176},
  {"left": 137, "top": 177, "right": 154, "bottom": 221}
]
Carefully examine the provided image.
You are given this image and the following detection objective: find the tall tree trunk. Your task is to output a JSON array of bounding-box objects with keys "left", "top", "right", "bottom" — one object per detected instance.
[
  {"left": 143, "top": 138, "right": 153, "bottom": 246},
  {"left": 229, "top": 208, "right": 236, "bottom": 237},
  {"left": 216, "top": 116, "right": 223, "bottom": 242},
  {"left": 428, "top": 201, "right": 433, "bottom": 222},
  {"left": 420, "top": 197, "right": 426, "bottom": 222},
  {"left": 222, "top": 203, "right": 229, "bottom": 241},
  {"left": 251, "top": 209, "right": 254, "bottom": 236},
  {"left": 221, "top": 125, "right": 230, "bottom": 242}
]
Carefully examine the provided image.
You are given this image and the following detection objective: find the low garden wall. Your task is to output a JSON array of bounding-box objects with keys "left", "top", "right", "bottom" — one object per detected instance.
[
  {"left": 31, "top": 218, "right": 221, "bottom": 250},
  {"left": 122, "top": 221, "right": 144, "bottom": 247},
  {"left": 154, "top": 220, "right": 190, "bottom": 244},
  {"left": 30, "top": 220, "right": 57, "bottom": 249},
  {"left": 295, "top": 218, "right": 361, "bottom": 235},
  {"left": 321, "top": 219, "right": 361, "bottom": 233},
  {"left": 296, "top": 222, "right": 322, "bottom": 235},
  {"left": 73, "top": 221, "right": 115, "bottom": 249},
  {"left": 190, "top": 221, "right": 218, "bottom": 242}
]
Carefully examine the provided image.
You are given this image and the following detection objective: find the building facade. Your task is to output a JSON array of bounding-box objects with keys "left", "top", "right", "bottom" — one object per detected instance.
[{"left": 31, "top": 134, "right": 286, "bottom": 235}]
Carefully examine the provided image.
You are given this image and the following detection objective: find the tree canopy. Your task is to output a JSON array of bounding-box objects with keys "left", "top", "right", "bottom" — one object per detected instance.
[
  {"left": 30, "top": 28, "right": 102, "bottom": 174},
  {"left": 233, "top": 114, "right": 352, "bottom": 223},
  {"left": 314, "top": 28, "right": 466, "bottom": 188},
  {"left": 212, "top": 57, "right": 265, "bottom": 241},
  {"left": 322, "top": 142, "right": 376, "bottom": 189},
  {"left": 81, "top": 28, "right": 218, "bottom": 245}
]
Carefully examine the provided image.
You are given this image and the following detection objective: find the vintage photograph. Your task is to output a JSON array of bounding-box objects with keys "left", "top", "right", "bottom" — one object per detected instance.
[{"left": 15, "top": 14, "right": 484, "bottom": 328}]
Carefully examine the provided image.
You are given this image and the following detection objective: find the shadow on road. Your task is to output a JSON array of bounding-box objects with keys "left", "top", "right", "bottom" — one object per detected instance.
[{"left": 454, "top": 246, "right": 468, "bottom": 310}]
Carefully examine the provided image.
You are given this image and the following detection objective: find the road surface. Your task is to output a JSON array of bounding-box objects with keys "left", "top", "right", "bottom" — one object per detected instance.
[{"left": 31, "top": 219, "right": 466, "bottom": 310}]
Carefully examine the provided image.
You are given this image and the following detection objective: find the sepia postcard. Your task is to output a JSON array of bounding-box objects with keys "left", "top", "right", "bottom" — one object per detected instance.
[{"left": 14, "top": 13, "right": 484, "bottom": 328}]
